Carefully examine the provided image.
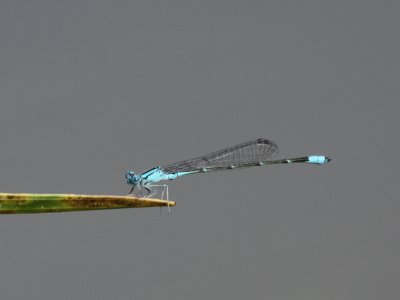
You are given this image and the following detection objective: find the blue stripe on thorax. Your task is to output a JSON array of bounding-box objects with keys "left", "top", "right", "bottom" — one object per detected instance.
[{"left": 140, "top": 167, "right": 198, "bottom": 184}]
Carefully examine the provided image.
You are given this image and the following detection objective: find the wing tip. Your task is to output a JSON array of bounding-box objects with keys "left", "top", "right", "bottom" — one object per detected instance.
[{"left": 255, "top": 138, "right": 279, "bottom": 154}]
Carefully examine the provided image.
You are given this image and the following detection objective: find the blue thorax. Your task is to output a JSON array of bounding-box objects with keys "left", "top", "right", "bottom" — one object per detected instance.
[{"left": 125, "top": 167, "right": 197, "bottom": 187}]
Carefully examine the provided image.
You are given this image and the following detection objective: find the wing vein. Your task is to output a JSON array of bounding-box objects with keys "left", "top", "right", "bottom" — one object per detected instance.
[{"left": 162, "top": 139, "right": 279, "bottom": 173}]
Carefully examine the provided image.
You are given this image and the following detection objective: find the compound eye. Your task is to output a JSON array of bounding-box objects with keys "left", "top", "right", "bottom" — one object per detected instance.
[{"left": 125, "top": 171, "right": 134, "bottom": 179}]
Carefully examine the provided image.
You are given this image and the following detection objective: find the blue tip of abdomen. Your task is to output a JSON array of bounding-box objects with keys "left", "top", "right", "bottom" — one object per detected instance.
[{"left": 307, "top": 155, "right": 331, "bottom": 164}]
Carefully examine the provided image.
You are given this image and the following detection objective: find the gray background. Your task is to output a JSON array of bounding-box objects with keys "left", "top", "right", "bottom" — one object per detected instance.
[{"left": 0, "top": 1, "right": 399, "bottom": 299}]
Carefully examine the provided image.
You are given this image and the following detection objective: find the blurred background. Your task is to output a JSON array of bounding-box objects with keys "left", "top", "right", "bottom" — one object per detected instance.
[{"left": 0, "top": 1, "right": 399, "bottom": 299}]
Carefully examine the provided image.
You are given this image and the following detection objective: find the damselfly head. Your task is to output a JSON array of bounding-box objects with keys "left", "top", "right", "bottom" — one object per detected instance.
[
  {"left": 125, "top": 171, "right": 134, "bottom": 179},
  {"left": 125, "top": 171, "right": 141, "bottom": 184}
]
